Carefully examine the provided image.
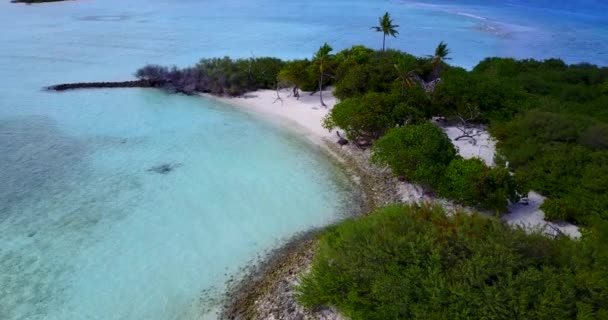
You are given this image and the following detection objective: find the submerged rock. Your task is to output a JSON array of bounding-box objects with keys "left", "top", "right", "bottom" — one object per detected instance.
[{"left": 147, "top": 163, "right": 182, "bottom": 175}]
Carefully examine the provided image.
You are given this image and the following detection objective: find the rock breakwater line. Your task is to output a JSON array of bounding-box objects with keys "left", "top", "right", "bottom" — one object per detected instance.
[{"left": 45, "top": 80, "right": 154, "bottom": 91}]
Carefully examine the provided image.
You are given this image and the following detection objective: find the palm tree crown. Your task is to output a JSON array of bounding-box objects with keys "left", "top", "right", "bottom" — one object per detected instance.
[
  {"left": 431, "top": 41, "right": 451, "bottom": 66},
  {"left": 371, "top": 12, "right": 399, "bottom": 52},
  {"left": 314, "top": 43, "right": 333, "bottom": 72},
  {"left": 394, "top": 58, "right": 419, "bottom": 96},
  {"left": 427, "top": 41, "right": 451, "bottom": 80}
]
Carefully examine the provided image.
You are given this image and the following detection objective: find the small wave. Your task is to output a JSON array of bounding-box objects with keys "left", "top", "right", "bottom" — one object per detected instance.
[
  {"left": 74, "top": 15, "right": 130, "bottom": 22},
  {"left": 456, "top": 12, "right": 488, "bottom": 21}
]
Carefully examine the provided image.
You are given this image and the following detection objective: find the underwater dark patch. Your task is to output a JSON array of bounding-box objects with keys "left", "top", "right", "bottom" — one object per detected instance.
[{"left": 0, "top": 116, "right": 85, "bottom": 220}]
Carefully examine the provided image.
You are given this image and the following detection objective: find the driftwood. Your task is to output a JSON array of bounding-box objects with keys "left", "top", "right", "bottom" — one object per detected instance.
[
  {"left": 354, "top": 137, "right": 372, "bottom": 149},
  {"left": 454, "top": 105, "right": 483, "bottom": 142},
  {"left": 273, "top": 83, "right": 284, "bottom": 106},
  {"left": 544, "top": 223, "right": 565, "bottom": 238},
  {"left": 46, "top": 80, "right": 154, "bottom": 91}
]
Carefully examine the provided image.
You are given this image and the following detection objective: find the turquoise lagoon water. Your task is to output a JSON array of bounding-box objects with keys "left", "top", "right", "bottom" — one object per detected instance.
[{"left": 1, "top": 0, "right": 606, "bottom": 319}]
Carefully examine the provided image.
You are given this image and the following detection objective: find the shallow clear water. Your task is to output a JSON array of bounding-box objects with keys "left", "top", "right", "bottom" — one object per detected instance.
[{"left": 0, "top": 0, "right": 606, "bottom": 319}]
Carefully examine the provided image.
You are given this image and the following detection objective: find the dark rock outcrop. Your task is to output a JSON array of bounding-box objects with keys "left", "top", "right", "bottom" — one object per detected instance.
[{"left": 46, "top": 80, "right": 155, "bottom": 92}]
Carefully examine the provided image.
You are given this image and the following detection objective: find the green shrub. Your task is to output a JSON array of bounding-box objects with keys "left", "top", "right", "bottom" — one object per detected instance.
[
  {"left": 601, "top": 81, "right": 608, "bottom": 95},
  {"left": 372, "top": 122, "right": 456, "bottom": 186},
  {"left": 332, "top": 64, "right": 371, "bottom": 99},
  {"left": 277, "top": 59, "right": 316, "bottom": 94},
  {"left": 432, "top": 68, "right": 525, "bottom": 122},
  {"left": 438, "top": 158, "right": 519, "bottom": 213},
  {"left": 298, "top": 204, "right": 604, "bottom": 320},
  {"left": 580, "top": 124, "right": 608, "bottom": 150},
  {"left": 332, "top": 48, "right": 422, "bottom": 100},
  {"left": 541, "top": 198, "right": 579, "bottom": 222},
  {"left": 249, "top": 57, "right": 285, "bottom": 88},
  {"left": 439, "top": 158, "right": 487, "bottom": 203},
  {"left": 323, "top": 92, "right": 399, "bottom": 140}
]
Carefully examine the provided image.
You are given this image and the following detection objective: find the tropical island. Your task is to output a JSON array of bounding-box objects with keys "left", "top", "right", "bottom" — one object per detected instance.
[{"left": 46, "top": 11, "right": 608, "bottom": 320}]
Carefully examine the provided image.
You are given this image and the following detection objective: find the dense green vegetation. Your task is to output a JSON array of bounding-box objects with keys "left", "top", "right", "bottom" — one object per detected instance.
[
  {"left": 316, "top": 44, "right": 607, "bottom": 223},
  {"left": 299, "top": 205, "right": 608, "bottom": 320},
  {"left": 440, "top": 59, "right": 608, "bottom": 224}
]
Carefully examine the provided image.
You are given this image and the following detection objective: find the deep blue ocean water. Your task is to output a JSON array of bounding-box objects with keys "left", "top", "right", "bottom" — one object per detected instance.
[{"left": 0, "top": 0, "right": 606, "bottom": 319}]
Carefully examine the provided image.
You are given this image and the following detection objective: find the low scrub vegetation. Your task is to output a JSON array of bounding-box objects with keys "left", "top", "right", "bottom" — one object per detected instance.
[
  {"left": 135, "top": 57, "right": 285, "bottom": 96},
  {"left": 298, "top": 205, "right": 608, "bottom": 320},
  {"left": 372, "top": 123, "right": 519, "bottom": 213}
]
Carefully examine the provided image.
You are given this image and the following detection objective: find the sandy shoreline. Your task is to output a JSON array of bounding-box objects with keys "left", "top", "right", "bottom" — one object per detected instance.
[
  {"left": 201, "top": 89, "right": 336, "bottom": 146},
  {"left": 209, "top": 89, "right": 404, "bottom": 319},
  {"left": 205, "top": 88, "right": 580, "bottom": 319}
]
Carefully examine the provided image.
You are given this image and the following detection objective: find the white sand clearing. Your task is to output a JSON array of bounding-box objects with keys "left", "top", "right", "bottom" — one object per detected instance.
[
  {"left": 504, "top": 191, "right": 581, "bottom": 238},
  {"left": 441, "top": 125, "right": 580, "bottom": 238},
  {"left": 442, "top": 126, "right": 496, "bottom": 166}
]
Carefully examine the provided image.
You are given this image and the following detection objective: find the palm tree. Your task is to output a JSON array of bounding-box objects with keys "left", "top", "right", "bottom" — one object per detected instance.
[
  {"left": 371, "top": 12, "right": 399, "bottom": 52},
  {"left": 394, "top": 59, "right": 419, "bottom": 96},
  {"left": 313, "top": 43, "right": 333, "bottom": 107},
  {"left": 428, "top": 41, "right": 451, "bottom": 80}
]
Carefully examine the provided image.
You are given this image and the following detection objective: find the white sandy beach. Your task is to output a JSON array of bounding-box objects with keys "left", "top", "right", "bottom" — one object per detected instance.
[
  {"left": 209, "top": 88, "right": 580, "bottom": 238},
  {"left": 205, "top": 89, "right": 337, "bottom": 146}
]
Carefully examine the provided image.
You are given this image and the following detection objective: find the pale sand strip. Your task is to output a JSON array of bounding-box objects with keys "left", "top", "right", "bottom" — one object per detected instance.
[{"left": 201, "top": 89, "right": 337, "bottom": 146}]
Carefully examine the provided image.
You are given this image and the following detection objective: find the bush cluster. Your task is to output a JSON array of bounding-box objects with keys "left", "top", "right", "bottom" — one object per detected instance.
[
  {"left": 372, "top": 123, "right": 519, "bottom": 212},
  {"left": 469, "top": 59, "right": 608, "bottom": 224},
  {"left": 298, "top": 205, "right": 608, "bottom": 320},
  {"left": 322, "top": 49, "right": 608, "bottom": 224},
  {"left": 135, "top": 57, "right": 285, "bottom": 96},
  {"left": 371, "top": 123, "right": 456, "bottom": 187}
]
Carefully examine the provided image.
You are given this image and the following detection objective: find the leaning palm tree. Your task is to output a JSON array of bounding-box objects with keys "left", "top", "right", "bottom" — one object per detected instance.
[
  {"left": 428, "top": 41, "right": 451, "bottom": 80},
  {"left": 313, "top": 43, "right": 333, "bottom": 107},
  {"left": 371, "top": 12, "right": 399, "bottom": 52}
]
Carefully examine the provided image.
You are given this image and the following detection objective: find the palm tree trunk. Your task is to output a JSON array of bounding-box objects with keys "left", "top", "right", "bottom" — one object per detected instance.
[
  {"left": 382, "top": 34, "right": 386, "bottom": 52},
  {"left": 319, "top": 71, "right": 326, "bottom": 107}
]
